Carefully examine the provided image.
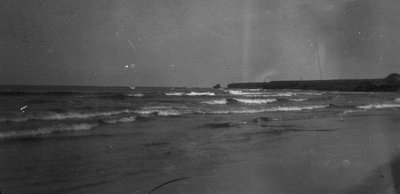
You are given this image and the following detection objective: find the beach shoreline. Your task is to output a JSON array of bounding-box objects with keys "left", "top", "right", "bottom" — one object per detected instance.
[{"left": 1, "top": 110, "right": 400, "bottom": 193}]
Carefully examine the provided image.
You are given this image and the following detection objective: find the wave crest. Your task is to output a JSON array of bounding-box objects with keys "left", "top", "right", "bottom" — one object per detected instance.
[
  {"left": 127, "top": 93, "right": 144, "bottom": 97},
  {"left": 208, "top": 105, "right": 328, "bottom": 114},
  {"left": 201, "top": 99, "right": 228, "bottom": 105},
  {"left": 233, "top": 98, "right": 277, "bottom": 104},
  {"left": 357, "top": 103, "right": 400, "bottom": 109},
  {"left": 164, "top": 92, "right": 215, "bottom": 96},
  {"left": 102, "top": 116, "right": 137, "bottom": 124},
  {"left": 134, "top": 106, "right": 184, "bottom": 116},
  {"left": 0, "top": 110, "right": 131, "bottom": 123}
]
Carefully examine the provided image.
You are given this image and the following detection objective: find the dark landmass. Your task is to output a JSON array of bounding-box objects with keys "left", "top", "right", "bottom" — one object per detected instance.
[
  {"left": 213, "top": 84, "right": 221, "bottom": 89},
  {"left": 228, "top": 73, "right": 400, "bottom": 91}
]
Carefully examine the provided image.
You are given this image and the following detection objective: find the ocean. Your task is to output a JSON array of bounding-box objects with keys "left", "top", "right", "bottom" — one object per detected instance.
[{"left": 1, "top": 85, "right": 400, "bottom": 193}]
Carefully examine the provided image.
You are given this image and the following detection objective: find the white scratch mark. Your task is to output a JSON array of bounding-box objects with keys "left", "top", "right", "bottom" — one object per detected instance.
[
  {"left": 127, "top": 39, "right": 136, "bottom": 50},
  {"left": 20, "top": 105, "right": 28, "bottom": 112},
  {"left": 125, "top": 64, "right": 135, "bottom": 69}
]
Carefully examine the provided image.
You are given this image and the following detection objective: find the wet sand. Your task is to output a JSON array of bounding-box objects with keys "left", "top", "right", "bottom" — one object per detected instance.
[{"left": 1, "top": 111, "right": 400, "bottom": 193}]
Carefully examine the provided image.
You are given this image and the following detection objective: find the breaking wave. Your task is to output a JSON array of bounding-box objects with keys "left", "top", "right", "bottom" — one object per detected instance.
[
  {"left": 185, "top": 92, "right": 215, "bottom": 96},
  {"left": 0, "top": 110, "right": 132, "bottom": 123},
  {"left": 233, "top": 98, "right": 277, "bottom": 104},
  {"left": 102, "top": 116, "right": 137, "bottom": 124},
  {"left": 126, "top": 93, "right": 144, "bottom": 97},
  {"left": 164, "top": 92, "right": 215, "bottom": 96},
  {"left": 164, "top": 92, "right": 184, "bottom": 96},
  {"left": 227, "top": 90, "right": 263, "bottom": 95},
  {"left": 357, "top": 103, "right": 400, "bottom": 110},
  {"left": 201, "top": 98, "right": 277, "bottom": 105},
  {"left": 134, "top": 106, "right": 185, "bottom": 116},
  {"left": 295, "top": 92, "right": 323, "bottom": 96},
  {"left": 0, "top": 123, "right": 98, "bottom": 139},
  {"left": 201, "top": 99, "right": 228, "bottom": 105},
  {"left": 208, "top": 105, "right": 328, "bottom": 114},
  {"left": 227, "top": 90, "right": 294, "bottom": 97},
  {"left": 290, "top": 98, "right": 307, "bottom": 102}
]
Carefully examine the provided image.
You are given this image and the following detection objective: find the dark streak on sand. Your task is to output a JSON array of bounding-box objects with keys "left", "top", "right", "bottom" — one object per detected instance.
[
  {"left": 391, "top": 155, "right": 400, "bottom": 193},
  {"left": 143, "top": 142, "right": 169, "bottom": 147},
  {"left": 148, "top": 177, "right": 191, "bottom": 193}
]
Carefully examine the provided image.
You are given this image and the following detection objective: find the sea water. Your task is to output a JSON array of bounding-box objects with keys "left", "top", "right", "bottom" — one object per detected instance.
[{"left": 0, "top": 85, "right": 400, "bottom": 193}]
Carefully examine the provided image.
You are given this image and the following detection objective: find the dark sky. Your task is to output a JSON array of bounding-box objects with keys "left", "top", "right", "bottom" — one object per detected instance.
[{"left": 1, "top": 0, "right": 400, "bottom": 87}]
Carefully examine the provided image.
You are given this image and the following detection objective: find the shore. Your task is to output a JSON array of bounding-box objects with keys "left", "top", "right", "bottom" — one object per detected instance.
[{"left": 1, "top": 111, "right": 399, "bottom": 193}]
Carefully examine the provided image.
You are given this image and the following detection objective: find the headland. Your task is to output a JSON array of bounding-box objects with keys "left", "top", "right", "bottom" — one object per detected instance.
[{"left": 228, "top": 73, "right": 400, "bottom": 91}]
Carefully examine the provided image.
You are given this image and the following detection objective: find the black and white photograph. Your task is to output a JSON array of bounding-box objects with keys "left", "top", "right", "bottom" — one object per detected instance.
[{"left": 1, "top": 0, "right": 400, "bottom": 193}]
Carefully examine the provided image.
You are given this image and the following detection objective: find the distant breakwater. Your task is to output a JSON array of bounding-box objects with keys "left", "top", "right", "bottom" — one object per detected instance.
[{"left": 228, "top": 73, "right": 400, "bottom": 92}]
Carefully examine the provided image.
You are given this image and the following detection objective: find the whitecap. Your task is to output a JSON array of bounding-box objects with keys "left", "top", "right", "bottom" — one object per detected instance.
[
  {"left": 208, "top": 105, "right": 328, "bottom": 114},
  {"left": 290, "top": 98, "right": 307, "bottom": 102},
  {"left": 201, "top": 99, "right": 228, "bottom": 105},
  {"left": 0, "top": 110, "right": 132, "bottom": 123},
  {"left": 238, "top": 92, "right": 294, "bottom": 97},
  {"left": 227, "top": 90, "right": 263, "bottom": 95},
  {"left": 233, "top": 98, "right": 277, "bottom": 104},
  {"left": 295, "top": 92, "right": 323, "bottom": 96},
  {"left": 102, "top": 116, "right": 137, "bottom": 124},
  {"left": 127, "top": 93, "right": 144, "bottom": 97},
  {"left": 164, "top": 92, "right": 184, "bottom": 96},
  {"left": 357, "top": 103, "right": 400, "bottom": 109},
  {"left": 185, "top": 92, "right": 215, "bottom": 96},
  {"left": 134, "top": 106, "right": 184, "bottom": 116}
]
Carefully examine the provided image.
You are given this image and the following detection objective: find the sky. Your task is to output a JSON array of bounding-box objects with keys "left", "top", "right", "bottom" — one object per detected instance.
[{"left": 1, "top": 0, "right": 400, "bottom": 87}]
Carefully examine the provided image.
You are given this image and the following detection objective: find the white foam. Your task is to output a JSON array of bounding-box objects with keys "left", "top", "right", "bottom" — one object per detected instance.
[
  {"left": 134, "top": 106, "right": 183, "bottom": 116},
  {"left": 185, "top": 92, "right": 216, "bottom": 96},
  {"left": 201, "top": 99, "right": 228, "bottom": 105},
  {"left": 233, "top": 98, "right": 277, "bottom": 104},
  {"left": 209, "top": 105, "right": 328, "bottom": 114},
  {"left": 295, "top": 92, "right": 323, "bottom": 96},
  {"left": 164, "top": 92, "right": 184, "bottom": 96},
  {"left": 244, "top": 93, "right": 294, "bottom": 97},
  {"left": 227, "top": 90, "right": 263, "bottom": 95},
  {"left": 134, "top": 110, "right": 182, "bottom": 116},
  {"left": 164, "top": 92, "right": 215, "bottom": 96},
  {"left": 102, "top": 116, "right": 137, "bottom": 124},
  {"left": 0, "top": 123, "right": 98, "bottom": 139},
  {"left": 357, "top": 103, "right": 400, "bottom": 110},
  {"left": 290, "top": 98, "right": 307, "bottom": 102},
  {"left": 0, "top": 110, "right": 132, "bottom": 123},
  {"left": 127, "top": 93, "right": 144, "bottom": 97}
]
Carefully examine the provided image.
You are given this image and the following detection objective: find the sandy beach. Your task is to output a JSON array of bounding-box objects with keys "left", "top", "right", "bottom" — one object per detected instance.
[{"left": 1, "top": 110, "right": 399, "bottom": 193}]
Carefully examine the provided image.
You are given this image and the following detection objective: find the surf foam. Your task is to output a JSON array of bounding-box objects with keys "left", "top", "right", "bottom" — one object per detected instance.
[
  {"left": 208, "top": 105, "right": 328, "bottom": 114},
  {"left": 290, "top": 98, "right": 307, "bottom": 102},
  {"left": 102, "top": 116, "right": 137, "bottom": 124},
  {"left": 233, "top": 98, "right": 277, "bottom": 104},
  {"left": 357, "top": 103, "right": 400, "bottom": 109},
  {"left": 134, "top": 106, "right": 184, "bottom": 116},
  {"left": 164, "top": 92, "right": 215, "bottom": 96},
  {"left": 201, "top": 99, "right": 228, "bottom": 105},
  {"left": 0, "top": 110, "right": 132, "bottom": 123}
]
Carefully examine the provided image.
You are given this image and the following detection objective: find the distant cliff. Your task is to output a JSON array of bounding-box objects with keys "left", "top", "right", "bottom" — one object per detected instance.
[{"left": 227, "top": 73, "right": 400, "bottom": 91}]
